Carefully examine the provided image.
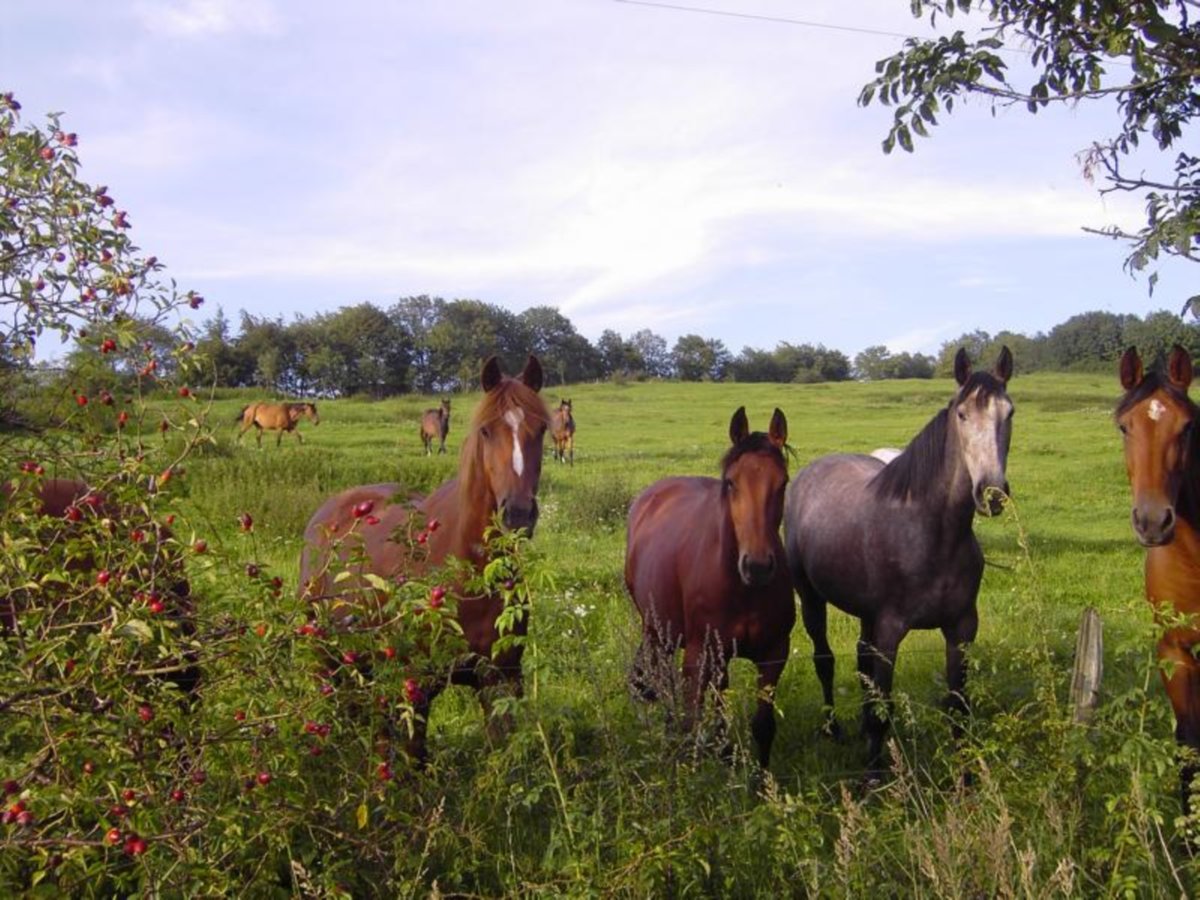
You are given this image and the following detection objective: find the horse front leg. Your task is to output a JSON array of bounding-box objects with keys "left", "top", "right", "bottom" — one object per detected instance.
[
  {"left": 798, "top": 591, "right": 841, "bottom": 740},
  {"left": 682, "top": 634, "right": 730, "bottom": 759},
  {"left": 752, "top": 641, "right": 789, "bottom": 769},
  {"left": 475, "top": 649, "right": 524, "bottom": 747},
  {"left": 1157, "top": 630, "right": 1200, "bottom": 817},
  {"left": 862, "top": 616, "right": 905, "bottom": 781},
  {"left": 942, "top": 606, "right": 979, "bottom": 731}
]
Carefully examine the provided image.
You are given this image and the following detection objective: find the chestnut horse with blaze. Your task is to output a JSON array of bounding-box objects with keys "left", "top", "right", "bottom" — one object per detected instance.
[
  {"left": 300, "top": 355, "right": 548, "bottom": 763},
  {"left": 625, "top": 407, "right": 793, "bottom": 767},
  {"left": 1117, "top": 344, "right": 1200, "bottom": 813}
]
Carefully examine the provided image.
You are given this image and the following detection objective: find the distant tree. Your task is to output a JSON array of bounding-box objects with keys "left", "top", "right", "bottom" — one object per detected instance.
[
  {"left": 595, "top": 329, "right": 632, "bottom": 378},
  {"left": 389, "top": 295, "right": 444, "bottom": 391},
  {"left": 854, "top": 345, "right": 892, "bottom": 380},
  {"left": 861, "top": 0, "right": 1200, "bottom": 302},
  {"left": 237, "top": 313, "right": 296, "bottom": 393},
  {"left": 730, "top": 346, "right": 786, "bottom": 383},
  {"left": 630, "top": 329, "right": 671, "bottom": 378},
  {"left": 518, "top": 305, "right": 600, "bottom": 385},
  {"left": 671, "top": 334, "right": 730, "bottom": 381},
  {"left": 784, "top": 343, "right": 851, "bottom": 383},
  {"left": 196, "top": 306, "right": 253, "bottom": 387},
  {"left": 1046, "top": 311, "right": 1135, "bottom": 371},
  {"left": 934, "top": 330, "right": 994, "bottom": 377},
  {"left": 427, "top": 299, "right": 526, "bottom": 391},
  {"left": 1122, "top": 309, "right": 1200, "bottom": 366}
]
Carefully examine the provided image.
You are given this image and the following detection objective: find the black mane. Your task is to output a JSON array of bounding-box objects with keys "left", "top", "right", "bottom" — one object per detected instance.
[{"left": 871, "top": 372, "right": 1008, "bottom": 503}]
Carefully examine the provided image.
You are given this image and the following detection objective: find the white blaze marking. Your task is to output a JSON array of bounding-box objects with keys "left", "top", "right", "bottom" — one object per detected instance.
[
  {"left": 1148, "top": 399, "right": 1166, "bottom": 421},
  {"left": 504, "top": 409, "right": 525, "bottom": 476}
]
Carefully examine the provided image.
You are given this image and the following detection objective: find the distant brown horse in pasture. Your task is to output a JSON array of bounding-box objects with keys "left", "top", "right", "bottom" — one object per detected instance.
[
  {"left": 1117, "top": 344, "right": 1200, "bottom": 815},
  {"left": 300, "top": 355, "right": 548, "bottom": 764},
  {"left": 235, "top": 401, "right": 319, "bottom": 448},
  {"left": 785, "top": 347, "right": 1014, "bottom": 779},
  {"left": 421, "top": 398, "right": 451, "bottom": 455},
  {"left": 550, "top": 398, "right": 575, "bottom": 466},
  {"left": 625, "top": 407, "right": 793, "bottom": 767}
]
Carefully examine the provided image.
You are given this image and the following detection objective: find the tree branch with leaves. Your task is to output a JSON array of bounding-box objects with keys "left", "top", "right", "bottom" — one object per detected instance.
[{"left": 860, "top": 0, "right": 1199, "bottom": 308}]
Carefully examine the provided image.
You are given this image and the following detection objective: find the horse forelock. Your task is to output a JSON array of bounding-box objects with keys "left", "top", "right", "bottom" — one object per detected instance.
[
  {"left": 720, "top": 433, "right": 789, "bottom": 475},
  {"left": 1116, "top": 370, "right": 1197, "bottom": 422},
  {"left": 958, "top": 371, "right": 1008, "bottom": 407}
]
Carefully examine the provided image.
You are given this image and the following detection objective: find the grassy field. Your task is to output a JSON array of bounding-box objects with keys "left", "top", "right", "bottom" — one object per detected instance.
[{"left": 62, "top": 368, "right": 1186, "bottom": 895}]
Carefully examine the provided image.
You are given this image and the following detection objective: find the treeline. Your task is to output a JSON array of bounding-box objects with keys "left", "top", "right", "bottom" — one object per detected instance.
[{"left": 153, "top": 299, "right": 1200, "bottom": 396}]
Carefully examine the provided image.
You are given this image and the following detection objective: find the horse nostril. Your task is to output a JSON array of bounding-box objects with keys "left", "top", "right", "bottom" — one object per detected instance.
[{"left": 1162, "top": 507, "right": 1176, "bottom": 533}]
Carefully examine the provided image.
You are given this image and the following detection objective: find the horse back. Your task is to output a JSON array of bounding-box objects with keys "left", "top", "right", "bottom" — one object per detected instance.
[{"left": 786, "top": 453, "right": 982, "bottom": 625}]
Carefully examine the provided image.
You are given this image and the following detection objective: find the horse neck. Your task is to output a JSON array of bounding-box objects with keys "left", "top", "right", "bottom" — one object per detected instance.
[{"left": 1177, "top": 437, "right": 1200, "bottom": 532}]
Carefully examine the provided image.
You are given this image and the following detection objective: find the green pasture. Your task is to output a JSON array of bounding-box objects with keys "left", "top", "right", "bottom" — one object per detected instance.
[
  {"left": 184, "top": 372, "right": 1152, "bottom": 782},
  {"left": 9, "top": 369, "right": 1190, "bottom": 897}
]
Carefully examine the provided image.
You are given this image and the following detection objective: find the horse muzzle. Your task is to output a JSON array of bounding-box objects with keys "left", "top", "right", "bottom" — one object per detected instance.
[
  {"left": 738, "top": 552, "right": 777, "bottom": 587},
  {"left": 500, "top": 498, "right": 539, "bottom": 535},
  {"left": 973, "top": 481, "right": 1009, "bottom": 517},
  {"left": 1132, "top": 503, "right": 1176, "bottom": 547}
]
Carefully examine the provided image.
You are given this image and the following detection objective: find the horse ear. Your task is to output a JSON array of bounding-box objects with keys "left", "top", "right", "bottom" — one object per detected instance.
[
  {"left": 953, "top": 348, "right": 971, "bottom": 386},
  {"left": 993, "top": 345, "right": 1013, "bottom": 384},
  {"left": 519, "top": 355, "right": 544, "bottom": 392},
  {"left": 1168, "top": 344, "right": 1193, "bottom": 391},
  {"left": 1119, "top": 347, "right": 1143, "bottom": 391},
  {"left": 768, "top": 408, "right": 788, "bottom": 448},
  {"left": 729, "top": 407, "right": 750, "bottom": 445},
  {"left": 481, "top": 356, "right": 503, "bottom": 392}
]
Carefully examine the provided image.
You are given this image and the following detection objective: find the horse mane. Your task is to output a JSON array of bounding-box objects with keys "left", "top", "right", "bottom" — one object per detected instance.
[{"left": 871, "top": 371, "right": 1008, "bottom": 503}]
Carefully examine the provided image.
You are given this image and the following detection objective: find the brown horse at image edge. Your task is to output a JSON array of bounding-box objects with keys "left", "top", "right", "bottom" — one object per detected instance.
[
  {"left": 1117, "top": 344, "right": 1200, "bottom": 815},
  {"left": 299, "top": 355, "right": 548, "bottom": 763},
  {"left": 625, "top": 406, "right": 794, "bottom": 767}
]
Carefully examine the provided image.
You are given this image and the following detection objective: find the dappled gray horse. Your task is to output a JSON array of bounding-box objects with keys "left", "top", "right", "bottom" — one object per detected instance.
[{"left": 784, "top": 346, "right": 1014, "bottom": 777}]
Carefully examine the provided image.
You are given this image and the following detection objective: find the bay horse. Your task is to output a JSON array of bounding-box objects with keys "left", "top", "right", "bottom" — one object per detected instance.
[
  {"left": 420, "top": 398, "right": 451, "bottom": 455},
  {"left": 299, "top": 355, "right": 548, "bottom": 764},
  {"left": 625, "top": 407, "right": 793, "bottom": 767},
  {"left": 235, "top": 401, "right": 319, "bottom": 448},
  {"left": 1116, "top": 344, "right": 1200, "bottom": 814},
  {"left": 784, "top": 346, "right": 1014, "bottom": 777},
  {"left": 550, "top": 398, "right": 575, "bottom": 466}
]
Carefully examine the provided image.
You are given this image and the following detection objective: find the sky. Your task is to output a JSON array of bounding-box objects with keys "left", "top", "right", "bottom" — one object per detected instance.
[{"left": 4, "top": 0, "right": 1192, "bottom": 361}]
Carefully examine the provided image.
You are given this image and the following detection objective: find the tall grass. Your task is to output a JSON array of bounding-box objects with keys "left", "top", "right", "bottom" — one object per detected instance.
[{"left": 164, "top": 373, "right": 1197, "bottom": 893}]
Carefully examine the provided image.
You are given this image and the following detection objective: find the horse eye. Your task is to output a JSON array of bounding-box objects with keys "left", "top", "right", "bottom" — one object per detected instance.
[
  {"left": 1005, "top": 408, "right": 1015, "bottom": 421},
  {"left": 723, "top": 478, "right": 735, "bottom": 493},
  {"left": 1118, "top": 423, "right": 1129, "bottom": 435},
  {"left": 956, "top": 409, "right": 967, "bottom": 422},
  {"left": 480, "top": 426, "right": 490, "bottom": 439}
]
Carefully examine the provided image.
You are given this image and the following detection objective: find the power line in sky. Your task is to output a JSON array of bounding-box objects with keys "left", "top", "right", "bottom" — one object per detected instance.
[{"left": 611, "top": 0, "right": 923, "bottom": 41}]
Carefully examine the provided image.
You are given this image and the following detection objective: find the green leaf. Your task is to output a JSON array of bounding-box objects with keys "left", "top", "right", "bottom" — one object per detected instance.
[{"left": 357, "top": 802, "right": 369, "bottom": 829}]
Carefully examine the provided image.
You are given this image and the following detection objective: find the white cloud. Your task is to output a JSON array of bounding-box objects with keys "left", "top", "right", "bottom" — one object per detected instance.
[{"left": 135, "top": 0, "right": 281, "bottom": 37}]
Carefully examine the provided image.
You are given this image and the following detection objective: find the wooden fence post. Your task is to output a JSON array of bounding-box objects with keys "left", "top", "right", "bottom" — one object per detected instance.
[{"left": 1070, "top": 606, "right": 1104, "bottom": 724}]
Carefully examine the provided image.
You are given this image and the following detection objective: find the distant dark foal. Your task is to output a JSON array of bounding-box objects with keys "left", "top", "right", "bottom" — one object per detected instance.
[
  {"left": 625, "top": 407, "right": 793, "bottom": 767},
  {"left": 420, "top": 398, "right": 451, "bottom": 455}
]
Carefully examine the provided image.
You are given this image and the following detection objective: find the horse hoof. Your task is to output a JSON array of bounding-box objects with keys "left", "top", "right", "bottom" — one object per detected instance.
[{"left": 818, "top": 718, "right": 844, "bottom": 742}]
